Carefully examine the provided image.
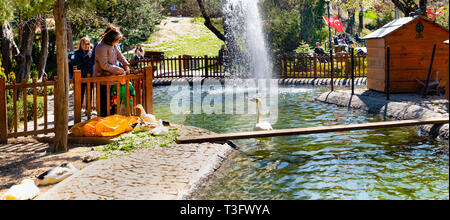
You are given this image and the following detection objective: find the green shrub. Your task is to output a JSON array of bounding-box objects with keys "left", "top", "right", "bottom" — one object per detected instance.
[{"left": 6, "top": 95, "right": 44, "bottom": 131}]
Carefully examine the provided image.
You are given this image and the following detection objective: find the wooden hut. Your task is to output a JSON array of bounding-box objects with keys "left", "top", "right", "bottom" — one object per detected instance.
[
  {"left": 445, "top": 40, "right": 449, "bottom": 100},
  {"left": 363, "top": 16, "right": 449, "bottom": 93}
]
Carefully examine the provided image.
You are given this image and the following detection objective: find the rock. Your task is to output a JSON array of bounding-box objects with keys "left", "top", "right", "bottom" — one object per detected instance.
[{"left": 82, "top": 151, "right": 101, "bottom": 163}]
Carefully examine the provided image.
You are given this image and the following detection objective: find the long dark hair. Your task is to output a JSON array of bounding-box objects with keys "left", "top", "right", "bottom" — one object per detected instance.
[{"left": 100, "top": 24, "right": 122, "bottom": 46}]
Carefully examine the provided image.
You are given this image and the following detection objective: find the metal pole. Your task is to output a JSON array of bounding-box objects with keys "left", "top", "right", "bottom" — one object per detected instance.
[
  {"left": 330, "top": 50, "right": 334, "bottom": 91},
  {"left": 386, "top": 46, "right": 390, "bottom": 100},
  {"left": 423, "top": 44, "right": 437, "bottom": 98},
  {"left": 326, "top": 1, "right": 334, "bottom": 91},
  {"left": 326, "top": 1, "right": 332, "bottom": 54},
  {"left": 351, "top": 47, "right": 355, "bottom": 95}
]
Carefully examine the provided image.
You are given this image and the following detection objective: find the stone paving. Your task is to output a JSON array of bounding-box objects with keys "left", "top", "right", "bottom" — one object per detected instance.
[{"left": 36, "top": 126, "right": 235, "bottom": 200}]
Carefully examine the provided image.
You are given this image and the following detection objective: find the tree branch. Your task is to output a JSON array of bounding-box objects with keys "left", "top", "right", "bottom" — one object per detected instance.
[{"left": 196, "top": 0, "right": 225, "bottom": 42}]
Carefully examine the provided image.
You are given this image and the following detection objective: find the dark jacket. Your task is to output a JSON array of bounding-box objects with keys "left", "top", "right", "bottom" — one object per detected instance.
[
  {"left": 314, "top": 47, "right": 326, "bottom": 55},
  {"left": 69, "top": 49, "right": 94, "bottom": 78}
]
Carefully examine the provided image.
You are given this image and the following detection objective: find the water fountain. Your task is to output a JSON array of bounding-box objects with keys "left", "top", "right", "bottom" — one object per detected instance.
[{"left": 223, "top": 0, "right": 272, "bottom": 79}]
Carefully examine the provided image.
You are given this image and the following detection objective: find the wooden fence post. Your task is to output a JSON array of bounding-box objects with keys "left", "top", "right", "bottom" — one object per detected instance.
[
  {"left": 313, "top": 54, "right": 317, "bottom": 79},
  {"left": 178, "top": 55, "right": 183, "bottom": 78},
  {"left": 144, "top": 66, "right": 154, "bottom": 114},
  {"left": 345, "top": 53, "right": 350, "bottom": 78},
  {"left": 351, "top": 48, "right": 355, "bottom": 95},
  {"left": 0, "top": 77, "right": 8, "bottom": 144},
  {"left": 205, "top": 55, "right": 209, "bottom": 78},
  {"left": 73, "top": 70, "right": 82, "bottom": 123},
  {"left": 283, "top": 55, "right": 287, "bottom": 78}
]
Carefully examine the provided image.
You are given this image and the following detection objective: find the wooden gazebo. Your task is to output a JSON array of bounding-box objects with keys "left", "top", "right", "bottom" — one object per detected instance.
[{"left": 363, "top": 16, "right": 449, "bottom": 93}]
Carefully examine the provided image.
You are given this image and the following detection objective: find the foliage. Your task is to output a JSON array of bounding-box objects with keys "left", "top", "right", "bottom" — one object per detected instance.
[
  {"left": 69, "top": 0, "right": 164, "bottom": 51},
  {"left": 435, "top": 5, "right": 449, "bottom": 29},
  {"left": 263, "top": 7, "right": 301, "bottom": 54},
  {"left": 294, "top": 41, "right": 313, "bottom": 55},
  {"left": 260, "top": 0, "right": 327, "bottom": 54},
  {"left": 0, "top": 57, "right": 5, "bottom": 79},
  {"left": 100, "top": 129, "right": 180, "bottom": 158},
  {"left": 365, "top": 4, "right": 394, "bottom": 31}
]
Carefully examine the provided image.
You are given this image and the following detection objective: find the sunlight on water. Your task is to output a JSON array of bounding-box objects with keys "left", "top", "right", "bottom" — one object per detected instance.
[{"left": 153, "top": 86, "right": 449, "bottom": 200}]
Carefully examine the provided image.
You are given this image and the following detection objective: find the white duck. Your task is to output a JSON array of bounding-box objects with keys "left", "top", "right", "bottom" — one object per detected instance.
[
  {"left": 151, "top": 120, "right": 169, "bottom": 136},
  {"left": 2, "top": 179, "right": 40, "bottom": 200},
  {"left": 134, "top": 104, "right": 157, "bottom": 123},
  {"left": 36, "top": 163, "right": 78, "bottom": 186},
  {"left": 250, "top": 98, "right": 273, "bottom": 131}
]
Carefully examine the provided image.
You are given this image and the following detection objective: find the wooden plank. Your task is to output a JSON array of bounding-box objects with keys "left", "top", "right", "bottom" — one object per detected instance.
[
  {"left": 366, "top": 39, "right": 385, "bottom": 48},
  {"left": 0, "top": 77, "right": 7, "bottom": 144},
  {"left": 43, "top": 77, "right": 48, "bottom": 134},
  {"left": 9, "top": 128, "right": 56, "bottom": 138},
  {"left": 96, "top": 82, "right": 101, "bottom": 115},
  {"left": 126, "top": 79, "right": 130, "bottom": 116},
  {"left": 22, "top": 79, "right": 27, "bottom": 133},
  {"left": 86, "top": 79, "right": 91, "bottom": 120},
  {"left": 12, "top": 81, "right": 17, "bottom": 133},
  {"left": 176, "top": 118, "right": 449, "bottom": 144},
  {"left": 32, "top": 78, "right": 37, "bottom": 132},
  {"left": 106, "top": 82, "right": 110, "bottom": 116},
  {"left": 144, "top": 66, "right": 154, "bottom": 114},
  {"left": 73, "top": 70, "right": 82, "bottom": 123}
]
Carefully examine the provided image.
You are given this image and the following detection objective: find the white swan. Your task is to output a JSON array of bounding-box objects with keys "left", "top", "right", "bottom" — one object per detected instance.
[
  {"left": 2, "top": 179, "right": 40, "bottom": 200},
  {"left": 134, "top": 104, "right": 157, "bottom": 123},
  {"left": 36, "top": 163, "right": 78, "bottom": 186},
  {"left": 250, "top": 98, "right": 273, "bottom": 131}
]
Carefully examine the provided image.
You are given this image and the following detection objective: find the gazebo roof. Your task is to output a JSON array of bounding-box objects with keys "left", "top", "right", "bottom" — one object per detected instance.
[{"left": 363, "top": 16, "right": 449, "bottom": 40}]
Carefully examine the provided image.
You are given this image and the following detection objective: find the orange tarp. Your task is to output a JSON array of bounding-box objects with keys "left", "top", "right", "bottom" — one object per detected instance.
[{"left": 70, "top": 115, "right": 139, "bottom": 137}]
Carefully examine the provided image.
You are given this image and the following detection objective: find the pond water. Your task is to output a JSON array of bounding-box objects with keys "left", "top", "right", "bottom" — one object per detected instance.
[{"left": 152, "top": 85, "right": 449, "bottom": 200}]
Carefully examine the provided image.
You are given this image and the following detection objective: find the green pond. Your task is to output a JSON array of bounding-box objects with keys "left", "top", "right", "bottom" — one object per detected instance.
[{"left": 152, "top": 85, "right": 449, "bottom": 200}]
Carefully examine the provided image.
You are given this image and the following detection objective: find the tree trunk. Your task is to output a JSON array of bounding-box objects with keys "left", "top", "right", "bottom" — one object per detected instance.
[
  {"left": 358, "top": 8, "right": 363, "bottom": 33},
  {"left": 15, "top": 18, "right": 38, "bottom": 83},
  {"left": 67, "top": 20, "right": 74, "bottom": 51},
  {"left": 346, "top": 9, "right": 355, "bottom": 35},
  {"left": 53, "top": 0, "right": 69, "bottom": 152},
  {"left": 196, "top": 0, "right": 225, "bottom": 42},
  {"left": 38, "top": 17, "right": 49, "bottom": 80},
  {"left": 1, "top": 21, "right": 19, "bottom": 78}
]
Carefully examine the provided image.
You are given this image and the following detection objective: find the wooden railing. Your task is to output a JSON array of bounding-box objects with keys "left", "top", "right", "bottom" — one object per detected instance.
[
  {"left": 129, "top": 55, "right": 224, "bottom": 78},
  {"left": 0, "top": 77, "right": 56, "bottom": 143},
  {"left": 72, "top": 66, "right": 153, "bottom": 124},
  {"left": 280, "top": 53, "right": 367, "bottom": 78},
  {"left": 129, "top": 53, "right": 366, "bottom": 79}
]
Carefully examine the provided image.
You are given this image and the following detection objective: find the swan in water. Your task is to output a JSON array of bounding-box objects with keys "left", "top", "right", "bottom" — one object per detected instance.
[
  {"left": 134, "top": 104, "right": 157, "bottom": 123},
  {"left": 36, "top": 163, "right": 78, "bottom": 186},
  {"left": 250, "top": 98, "right": 273, "bottom": 131}
]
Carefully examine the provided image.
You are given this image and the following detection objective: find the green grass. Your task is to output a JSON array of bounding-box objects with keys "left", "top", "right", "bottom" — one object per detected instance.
[
  {"left": 97, "top": 129, "right": 180, "bottom": 159},
  {"left": 146, "top": 17, "right": 223, "bottom": 57}
]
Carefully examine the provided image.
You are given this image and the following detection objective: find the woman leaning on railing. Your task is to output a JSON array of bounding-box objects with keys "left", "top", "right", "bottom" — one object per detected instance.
[{"left": 93, "top": 25, "right": 130, "bottom": 117}]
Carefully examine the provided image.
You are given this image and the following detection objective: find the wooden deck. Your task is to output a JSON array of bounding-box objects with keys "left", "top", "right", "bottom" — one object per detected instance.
[{"left": 176, "top": 118, "right": 449, "bottom": 144}]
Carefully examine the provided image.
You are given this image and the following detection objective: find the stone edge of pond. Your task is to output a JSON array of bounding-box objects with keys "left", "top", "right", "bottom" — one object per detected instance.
[
  {"left": 36, "top": 125, "right": 237, "bottom": 200},
  {"left": 315, "top": 90, "right": 449, "bottom": 141},
  {"left": 152, "top": 77, "right": 367, "bottom": 87}
]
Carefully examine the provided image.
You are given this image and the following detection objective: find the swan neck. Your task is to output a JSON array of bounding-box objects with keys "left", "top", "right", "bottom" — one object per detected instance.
[{"left": 256, "top": 101, "right": 262, "bottom": 124}]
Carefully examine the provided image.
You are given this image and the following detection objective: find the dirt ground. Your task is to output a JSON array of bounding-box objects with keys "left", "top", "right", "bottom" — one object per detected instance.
[
  {"left": 0, "top": 124, "right": 220, "bottom": 199},
  {"left": 0, "top": 137, "right": 96, "bottom": 197}
]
